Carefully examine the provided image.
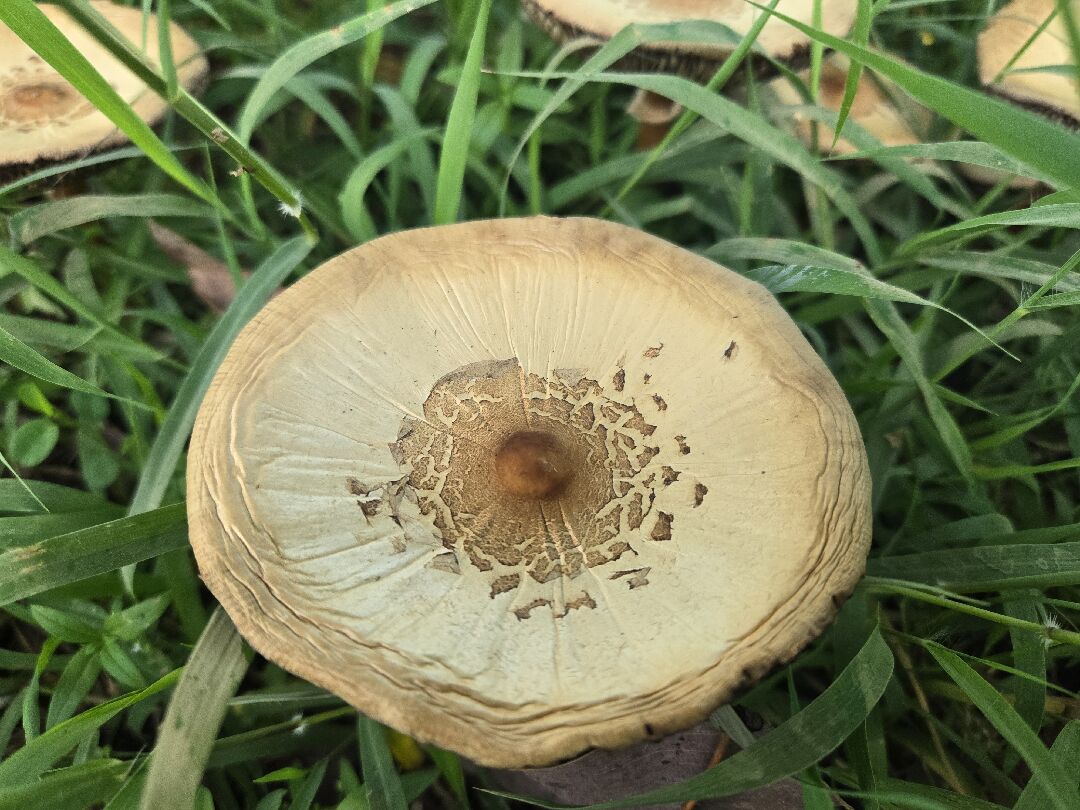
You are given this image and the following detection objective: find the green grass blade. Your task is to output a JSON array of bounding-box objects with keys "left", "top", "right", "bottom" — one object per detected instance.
[
  {"left": 864, "top": 300, "right": 976, "bottom": 480},
  {"left": 126, "top": 238, "right": 311, "bottom": 517},
  {"left": 506, "top": 67, "right": 883, "bottom": 262},
  {"left": 870, "top": 541, "right": 1080, "bottom": 592},
  {"left": 10, "top": 194, "right": 212, "bottom": 247},
  {"left": 1004, "top": 596, "right": 1047, "bottom": 734},
  {"left": 236, "top": 0, "right": 438, "bottom": 144},
  {"left": 0, "top": 504, "right": 187, "bottom": 605},
  {"left": 747, "top": 0, "right": 1080, "bottom": 191},
  {"left": 925, "top": 643, "right": 1079, "bottom": 810},
  {"left": 747, "top": 264, "right": 1009, "bottom": 353},
  {"left": 0, "top": 759, "right": 131, "bottom": 810},
  {"left": 0, "top": 669, "right": 180, "bottom": 787},
  {"left": 499, "top": 628, "right": 894, "bottom": 809},
  {"left": 829, "top": 0, "right": 872, "bottom": 151},
  {"left": 433, "top": 0, "right": 492, "bottom": 224},
  {"left": 1014, "top": 722, "right": 1080, "bottom": 810},
  {"left": 0, "top": 323, "right": 112, "bottom": 399},
  {"left": 898, "top": 205, "right": 1080, "bottom": 256},
  {"left": 138, "top": 607, "right": 248, "bottom": 810},
  {"left": 358, "top": 716, "right": 408, "bottom": 810},
  {"left": 0, "top": 0, "right": 216, "bottom": 205}
]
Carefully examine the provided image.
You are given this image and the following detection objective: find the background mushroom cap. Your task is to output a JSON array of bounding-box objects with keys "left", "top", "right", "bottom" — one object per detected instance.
[
  {"left": 768, "top": 53, "right": 931, "bottom": 155},
  {"left": 0, "top": 1, "right": 207, "bottom": 167},
  {"left": 188, "top": 217, "right": 872, "bottom": 768},
  {"left": 523, "top": 0, "right": 858, "bottom": 64},
  {"left": 978, "top": 0, "right": 1080, "bottom": 125}
]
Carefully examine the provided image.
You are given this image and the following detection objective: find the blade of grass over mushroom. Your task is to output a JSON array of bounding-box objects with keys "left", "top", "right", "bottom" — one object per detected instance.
[
  {"left": 0, "top": 503, "right": 187, "bottom": 606},
  {"left": 139, "top": 607, "right": 248, "bottom": 810},
  {"left": 828, "top": 0, "right": 872, "bottom": 152},
  {"left": 496, "top": 629, "right": 893, "bottom": 809},
  {"left": 498, "top": 20, "right": 745, "bottom": 215},
  {"left": 9, "top": 194, "right": 212, "bottom": 248},
  {"left": 829, "top": 141, "right": 1053, "bottom": 185},
  {"left": 926, "top": 643, "right": 1080, "bottom": 810},
  {"left": 46, "top": 0, "right": 313, "bottom": 240},
  {"left": 0, "top": 0, "right": 217, "bottom": 206},
  {"left": 504, "top": 68, "right": 882, "bottom": 263},
  {"left": 433, "top": 0, "right": 492, "bottom": 224},
  {"left": 357, "top": 715, "right": 408, "bottom": 810},
  {"left": 0, "top": 668, "right": 180, "bottom": 787},
  {"left": 745, "top": 1, "right": 1080, "bottom": 192},
  {"left": 0, "top": 146, "right": 166, "bottom": 198},
  {"left": 155, "top": 0, "right": 178, "bottom": 101},
  {"left": 235, "top": 0, "right": 439, "bottom": 145}
]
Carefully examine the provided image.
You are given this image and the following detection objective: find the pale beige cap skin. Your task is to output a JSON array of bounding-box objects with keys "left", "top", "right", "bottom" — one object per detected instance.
[
  {"left": 769, "top": 54, "right": 931, "bottom": 155},
  {"left": 523, "top": 0, "right": 858, "bottom": 62},
  {"left": 188, "top": 217, "right": 872, "bottom": 769},
  {"left": 978, "top": 0, "right": 1080, "bottom": 124},
  {"left": 0, "top": 1, "right": 207, "bottom": 166}
]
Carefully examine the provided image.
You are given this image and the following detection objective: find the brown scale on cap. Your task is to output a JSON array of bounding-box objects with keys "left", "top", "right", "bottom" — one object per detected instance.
[{"left": 388, "top": 357, "right": 683, "bottom": 604}]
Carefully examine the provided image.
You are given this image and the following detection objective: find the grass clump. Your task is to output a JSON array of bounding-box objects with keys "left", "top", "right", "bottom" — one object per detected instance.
[{"left": 1, "top": 0, "right": 1080, "bottom": 808}]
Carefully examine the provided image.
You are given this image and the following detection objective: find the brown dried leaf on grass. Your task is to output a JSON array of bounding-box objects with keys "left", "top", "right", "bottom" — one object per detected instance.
[{"left": 149, "top": 222, "right": 246, "bottom": 313}]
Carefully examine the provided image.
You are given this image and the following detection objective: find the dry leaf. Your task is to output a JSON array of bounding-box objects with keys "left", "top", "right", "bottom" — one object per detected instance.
[{"left": 149, "top": 222, "right": 245, "bottom": 314}]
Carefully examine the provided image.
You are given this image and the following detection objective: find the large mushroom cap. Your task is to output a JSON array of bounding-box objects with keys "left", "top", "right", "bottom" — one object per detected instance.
[
  {"left": 0, "top": 1, "right": 207, "bottom": 167},
  {"left": 188, "top": 217, "right": 872, "bottom": 768},
  {"left": 769, "top": 53, "right": 931, "bottom": 155},
  {"left": 978, "top": 0, "right": 1080, "bottom": 125},
  {"left": 523, "top": 0, "right": 858, "bottom": 67}
]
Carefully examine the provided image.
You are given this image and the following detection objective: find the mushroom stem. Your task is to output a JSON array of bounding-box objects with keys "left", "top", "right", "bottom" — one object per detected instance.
[
  {"left": 484, "top": 721, "right": 805, "bottom": 809},
  {"left": 627, "top": 89, "right": 684, "bottom": 151}
]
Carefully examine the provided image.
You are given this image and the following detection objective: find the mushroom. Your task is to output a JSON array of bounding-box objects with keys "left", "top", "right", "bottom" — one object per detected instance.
[
  {"left": 188, "top": 216, "right": 872, "bottom": 768},
  {"left": 0, "top": 1, "right": 207, "bottom": 170},
  {"left": 768, "top": 53, "right": 931, "bottom": 155},
  {"left": 978, "top": 0, "right": 1079, "bottom": 127},
  {"left": 960, "top": 0, "right": 1075, "bottom": 189},
  {"left": 523, "top": 0, "right": 858, "bottom": 148},
  {"left": 522, "top": 0, "right": 859, "bottom": 82}
]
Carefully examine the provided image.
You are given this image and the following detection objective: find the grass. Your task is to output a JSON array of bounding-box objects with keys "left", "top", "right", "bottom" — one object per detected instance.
[{"left": 1, "top": 0, "right": 1080, "bottom": 808}]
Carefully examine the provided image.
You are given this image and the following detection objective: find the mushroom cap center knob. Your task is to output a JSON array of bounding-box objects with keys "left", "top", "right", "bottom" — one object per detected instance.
[{"left": 495, "top": 430, "right": 572, "bottom": 500}]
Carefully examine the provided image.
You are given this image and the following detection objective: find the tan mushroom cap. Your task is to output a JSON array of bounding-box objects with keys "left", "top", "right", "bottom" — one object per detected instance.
[
  {"left": 978, "top": 0, "right": 1080, "bottom": 125},
  {"left": 769, "top": 54, "right": 931, "bottom": 155},
  {"left": 188, "top": 217, "right": 872, "bottom": 768},
  {"left": 0, "top": 1, "right": 207, "bottom": 166},
  {"left": 523, "top": 0, "right": 858, "bottom": 64}
]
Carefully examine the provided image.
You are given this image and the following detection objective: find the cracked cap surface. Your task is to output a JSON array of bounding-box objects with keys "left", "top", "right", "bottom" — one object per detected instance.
[{"left": 188, "top": 216, "right": 872, "bottom": 768}]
